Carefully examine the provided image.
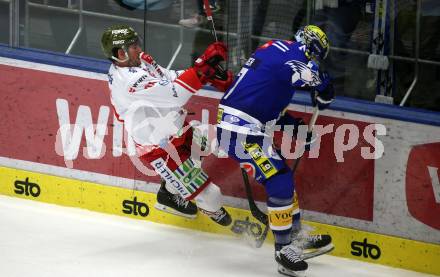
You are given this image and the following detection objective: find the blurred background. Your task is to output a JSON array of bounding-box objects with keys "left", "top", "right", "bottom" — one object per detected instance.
[{"left": 1, "top": 0, "right": 439, "bottom": 111}]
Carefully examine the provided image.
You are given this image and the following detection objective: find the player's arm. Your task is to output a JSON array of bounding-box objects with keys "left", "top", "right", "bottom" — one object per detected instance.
[
  {"left": 286, "top": 59, "right": 335, "bottom": 110},
  {"left": 310, "top": 70, "right": 335, "bottom": 110},
  {"left": 153, "top": 62, "right": 184, "bottom": 81},
  {"left": 193, "top": 42, "right": 233, "bottom": 92},
  {"left": 276, "top": 109, "right": 304, "bottom": 133},
  {"left": 126, "top": 67, "right": 203, "bottom": 102},
  {"left": 138, "top": 52, "right": 184, "bottom": 81},
  {"left": 139, "top": 42, "right": 232, "bottom": 92},
  {"left": 128, "top": 42, "right": 233, "bottom": 102}
]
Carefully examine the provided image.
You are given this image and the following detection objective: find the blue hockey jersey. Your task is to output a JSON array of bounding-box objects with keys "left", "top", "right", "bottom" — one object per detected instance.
[{"left": 218, "top": 40, "right": 327, "bottom": 135}]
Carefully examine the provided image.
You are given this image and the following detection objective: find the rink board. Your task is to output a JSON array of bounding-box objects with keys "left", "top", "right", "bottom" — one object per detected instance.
[
  {"left": 1, "top": 56, "right": 440, "bottom": 246},
  {"left": 0, "top": 165, "right": 439, "bottom": 276}
]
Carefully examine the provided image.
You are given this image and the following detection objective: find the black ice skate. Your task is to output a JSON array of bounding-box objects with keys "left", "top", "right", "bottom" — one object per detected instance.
[
  {"left": 290, "top": 223, "right": 334, "bottom": 260},
  {"left": 298, "top": 234, "right": 334, "bottom": 260},
  {"left": 275, "top": 244, "right": 308, "bottom": 277},
  {"left": 155, "top": 181, "right": 198, "bottom": 219},
  {"left": 199, "top": 207, "right": 232, "bottom": 226}
]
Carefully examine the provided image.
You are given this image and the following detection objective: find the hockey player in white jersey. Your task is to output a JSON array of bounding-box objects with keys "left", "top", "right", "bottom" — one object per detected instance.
[{"left": 101, "top": 25, "right": 234, "bottom": 226}]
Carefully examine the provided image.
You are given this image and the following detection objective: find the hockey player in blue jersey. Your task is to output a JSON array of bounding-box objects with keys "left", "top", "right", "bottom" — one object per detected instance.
[{"left": 216, "top": 25, "right": 335, "bottom": 276}]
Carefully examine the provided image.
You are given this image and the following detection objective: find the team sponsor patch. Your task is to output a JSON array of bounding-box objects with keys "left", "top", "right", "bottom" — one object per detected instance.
[
  {"left": 111, "top": 29, "right": 129, "bottom": 35},
  {"left": 150, "top": 158, "right": 208, "bottom": 199},
  {"left": 241, "top": 162, "right": 256, "bottom": 179},
  {"left": 112, "top": 40, "right": 125, "bottom": 45},
  {"left": 217, "top": 108, "right": 224, "bottom": 124},
  {"left": 173, "top": 158, "right": 209, "bottom": 195},
  {"left": 244, "top": 57, "right": 260, "bottom": 69},
  {"left": 132, "top": 75, "right": 149, "bottom": 88},
  {"left": 268, "top": 204, "right": 294, "bottom": 231},
  {"left": 242, "top": 143, "right": 278, "bottom": 179},
  {"left": 144, "top": 81, "right": 157, "bottom": 89},
  {"left": 224, "top": 114, "right": 240, "bottom": 124},
  {"left": 150, "top": 158, "right": 191, "bottom": 199},
  {"left": 159, "top": 80, "right": 169, "bottom": 86}
]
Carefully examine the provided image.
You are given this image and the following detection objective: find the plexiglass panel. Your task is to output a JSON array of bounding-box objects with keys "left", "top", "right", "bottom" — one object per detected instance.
[{"left": 4, "top": 0, "right": 439, "bottom": 110}]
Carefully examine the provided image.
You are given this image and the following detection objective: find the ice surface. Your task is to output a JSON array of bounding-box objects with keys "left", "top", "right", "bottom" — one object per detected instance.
[{"left": 0, "top": 195, "right": 435, "bottom": 277}]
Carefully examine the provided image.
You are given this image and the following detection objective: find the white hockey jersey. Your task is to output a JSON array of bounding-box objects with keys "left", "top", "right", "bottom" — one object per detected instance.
[{"left": 107, "top": 57, "right": 202, "bottom": 148}]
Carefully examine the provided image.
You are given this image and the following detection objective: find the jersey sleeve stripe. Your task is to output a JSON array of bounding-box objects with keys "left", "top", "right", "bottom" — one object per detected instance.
[
  {"left": 275, "top": 41, "right": 289, "bottom": 51},
  {"left": 174, "top": 68, "right": 202, "bottom": 93},
  {"left": 273, "top": 42, "right": 287, "bottom": 52},
  {"left": 175, "top": 79, "right": 197, "bottom": 94}
]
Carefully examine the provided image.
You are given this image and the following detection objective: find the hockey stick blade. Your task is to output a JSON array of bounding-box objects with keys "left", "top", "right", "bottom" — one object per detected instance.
[
  {"left": 255, "top": 222, "right": 270, "bottom": 248},
  {"left": 231, "top": 215, "right": 270, "bottom": 248},
  {"left": 243, "top": 221, "right": 269, "bottom": 248}
]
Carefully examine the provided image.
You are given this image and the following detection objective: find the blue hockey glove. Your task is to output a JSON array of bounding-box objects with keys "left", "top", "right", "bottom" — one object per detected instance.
[{"left": 311, "top": 71, "right": 335, "bottom": 110}]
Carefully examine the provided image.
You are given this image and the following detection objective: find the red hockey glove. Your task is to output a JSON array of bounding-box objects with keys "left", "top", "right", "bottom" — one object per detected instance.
[
  {"left": 208, "top": 70, "right": 234, "bottom": 92},
  {"left": 139, "top": 52, "right": 155, "bottom": 64},
  {"left": 193, "top": 42, "right": 228, "bottom": 83},
  {"left": 139, "top": 52, "right": 165, "bottom": 78}
]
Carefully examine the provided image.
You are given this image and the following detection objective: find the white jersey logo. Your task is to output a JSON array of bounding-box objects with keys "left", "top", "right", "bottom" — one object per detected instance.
[{"left": 286, "top": 60, "right": 321, "bottom": 87}]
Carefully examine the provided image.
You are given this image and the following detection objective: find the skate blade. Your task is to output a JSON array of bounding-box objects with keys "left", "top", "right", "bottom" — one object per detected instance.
[
  {"left": 154, "top": 203, "right": 197, "bottom": 219},
  {"left": 302, "top": 243, "right": 334, "bottom": 260},
  {"left": 278, "top": 265, "right": 306, "bottom": 277}
]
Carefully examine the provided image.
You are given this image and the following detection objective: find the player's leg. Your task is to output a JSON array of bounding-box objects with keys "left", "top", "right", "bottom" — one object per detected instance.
[
  {"left": 155, "top": 177, "right": 198, "bottom": 219},
  {"left": 242, "top": 130, "right": 334, "bottom": 260},
  {"left": 217, "top": 128, "right": 306, "bottom": 276},
  {"left": 140, "top": 134, "right": 199, "bottom": 218},
  {"left": 144, "top": 136, "right": 231, "bottom": 226},
  {"left": 290, "top": 194, "right": 334, "bottom": 260},
  {"left": 185, "top": 124, "right": 232, "bottom": 226},
  {"left": 260, "top": 139, "right": 334, "bottom": 262},
  {"left": 195, "top": 182, "right": 231, "bottom": 226},
  {"left": 259, "top": 160, "right": 308, "bottom": 277}
]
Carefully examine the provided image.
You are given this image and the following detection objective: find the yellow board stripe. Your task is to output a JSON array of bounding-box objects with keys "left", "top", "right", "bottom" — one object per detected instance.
[
  {"left": 305, "top": 221, "right": 440, "bottom": 275},
  {"left": 0, "top": 166, "right": 238, "bottom": 235},
  {"left": 0, "top": 166, "right": 439, "bottom": 275}
]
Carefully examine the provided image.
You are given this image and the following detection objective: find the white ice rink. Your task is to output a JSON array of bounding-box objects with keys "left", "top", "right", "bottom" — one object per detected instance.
[{"left": 0, "top": 195, "right": 435, "bottom": 277}]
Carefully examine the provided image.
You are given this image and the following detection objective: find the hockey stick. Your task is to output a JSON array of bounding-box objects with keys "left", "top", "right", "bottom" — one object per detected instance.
[
  {"left": 240, "top": 168, "right": 269, "bottom": 248},
  {"left": 143, "top": 0, "right": 147, "bottom": 48},
  {"left": 291, "top": 106, "right": 319, "bottom": 172},
  {"left": 241, "top": 169, "right": 268, "bottom": 226},
  {"left": 202, "top": 0, "right": 218, "bottom": 41}
]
